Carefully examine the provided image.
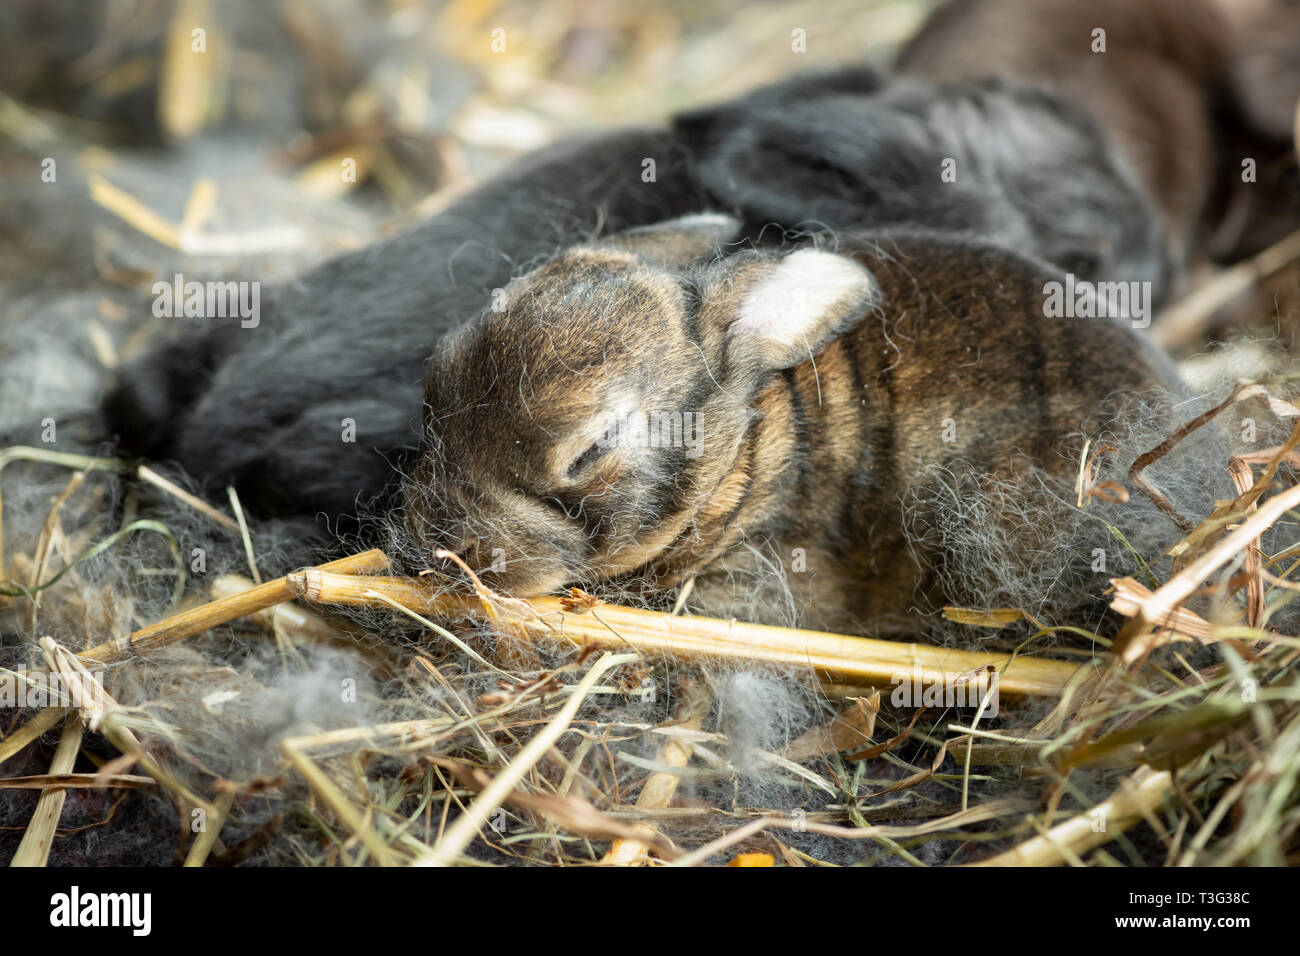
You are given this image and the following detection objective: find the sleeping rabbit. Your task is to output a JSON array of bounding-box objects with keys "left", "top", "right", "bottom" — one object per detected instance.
[{"left": 398, "top": 214, "right": 1192, "bottom": 637}]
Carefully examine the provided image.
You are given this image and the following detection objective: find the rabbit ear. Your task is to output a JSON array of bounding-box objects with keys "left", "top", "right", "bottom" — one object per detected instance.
[
  {"left": 724, "top": 250, "right": 878, "bottom": 373},
  {"left": 603, "top": 213, "right": 740, "bottom": 266}
]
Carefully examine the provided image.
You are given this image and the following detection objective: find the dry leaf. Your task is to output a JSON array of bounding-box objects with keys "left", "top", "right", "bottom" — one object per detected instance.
[{"left": 782, "top": 693, "right": 880, "bottom": 762}]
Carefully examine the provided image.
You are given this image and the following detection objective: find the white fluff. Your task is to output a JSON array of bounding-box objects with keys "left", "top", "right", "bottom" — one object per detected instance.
[{"left": 732, "top": 249, "right": 878, "bottom": 353}]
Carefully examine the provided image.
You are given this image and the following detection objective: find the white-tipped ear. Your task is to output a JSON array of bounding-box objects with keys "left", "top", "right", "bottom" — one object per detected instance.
[
  {"left": 604, "top": 213, "right": 741, "bottom": 266},
  {"left": 728, "top": 250, "right": 877, "bottom": 370}
]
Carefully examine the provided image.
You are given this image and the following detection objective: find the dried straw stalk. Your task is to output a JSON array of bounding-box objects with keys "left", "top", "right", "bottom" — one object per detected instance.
[
  {"left": 1113, "top": 482, "right": 1300, "bottom": 664},
  {"left": 78, "top": 548, "right": 390, "bottom": 664},
  {"left": 414, "top": 651, "right": 639, "bottom": 866},
  {"left": 289, "top": 571, "right": 1083, "bottom": 697},
  {"left": 602, "top": 681, "right": 711, "bottom": 865},
  {"left": 9, "top": 714, "right": 83, "bottom": 867},
  {"left": 972, "top": 767, "right": 1174, "bottom": 866},
  {"left": 2, "top": 551, "right": 391, "bottom": 774},
  {"left": 1152, "top": 227, "right": 1300, "bottom": 349}
]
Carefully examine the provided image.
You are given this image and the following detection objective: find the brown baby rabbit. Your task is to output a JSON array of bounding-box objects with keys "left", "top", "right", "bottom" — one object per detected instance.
[
  {"left": 399, "top": 215, "right": 1187, "bottom": 638},
  {"left": 898, "top": 0, "right": 1300, "bottom": 269}
]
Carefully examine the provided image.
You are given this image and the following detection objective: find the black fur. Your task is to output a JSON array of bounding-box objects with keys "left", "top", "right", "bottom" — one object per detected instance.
[
  {"left": 675, "top": 73, "right": 1171, "bottom": 295},
  {"left": 104, "top": 68, "right": 1177, "bottom": 538},
  {"left": 105, "top": 127, "right": 711, "bottom": 533}
]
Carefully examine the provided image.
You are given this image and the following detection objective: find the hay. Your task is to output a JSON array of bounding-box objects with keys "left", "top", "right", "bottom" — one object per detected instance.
[
  {"left": 3, "top": 384, "right": 1300, "bottom": 866},
  {"left": 3, "top": 0, "right": 1300, "bottom": 869}
]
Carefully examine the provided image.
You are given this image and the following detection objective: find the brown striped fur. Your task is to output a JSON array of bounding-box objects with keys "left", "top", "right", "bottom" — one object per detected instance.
[{"left": 401, "top": 216, "right": 1183, "bottom": 637}]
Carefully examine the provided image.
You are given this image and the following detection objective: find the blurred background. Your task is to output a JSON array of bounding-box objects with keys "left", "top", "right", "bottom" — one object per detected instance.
[
  {"left": 0, "top": 0, "right": 1298, "bottom": 870},
  {"left": 1, "top": 0, "right": 1296, "bottom": 438},
  {"left": 0, "top": 0, "right": 934, "bottom": 439},
  {"left": 0, "top": 0, "right": 932, "bottom": 188}
]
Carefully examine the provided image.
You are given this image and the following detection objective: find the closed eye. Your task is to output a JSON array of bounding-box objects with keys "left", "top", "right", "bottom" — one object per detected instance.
[{"left": 566, "top": 440, "right": 609, "bottom": 479}]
